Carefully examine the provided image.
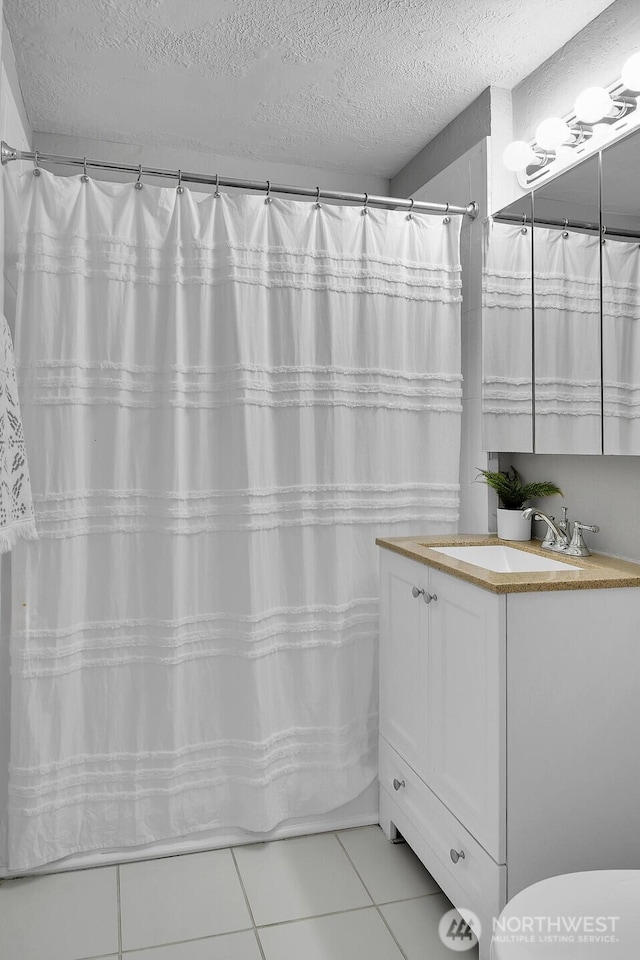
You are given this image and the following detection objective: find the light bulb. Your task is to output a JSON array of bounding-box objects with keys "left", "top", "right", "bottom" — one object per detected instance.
[
  {"left": 622, "top": 52, "right": 640, "bottom": 91},
  {"left": 574, "top": 86, "right": 614, "bottom": 123},
  {"left": 535, "top": 117, "right": 572, "bottom": 151},
  {"left": 503, "top": 141, "right": 538, "bottom": 172}
]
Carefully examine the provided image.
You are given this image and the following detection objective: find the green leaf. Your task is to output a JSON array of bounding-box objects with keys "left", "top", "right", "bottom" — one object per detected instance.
[{"left": 475, "top": 467, "right": 562, "bottom": 510}]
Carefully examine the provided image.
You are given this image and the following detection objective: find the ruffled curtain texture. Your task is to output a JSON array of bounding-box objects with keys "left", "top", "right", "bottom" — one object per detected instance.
[
  {"left": 533, "top": 227, "right": 601, "bottom": 453},
  {"left": 481, "top": 220, "right": 533, "bottom": 451},
  {"left": 602, "top": 239, "right": 640, "bottom": 453},
  {"left": 3, "top": 169, "right": 462, "bottom": 870}
]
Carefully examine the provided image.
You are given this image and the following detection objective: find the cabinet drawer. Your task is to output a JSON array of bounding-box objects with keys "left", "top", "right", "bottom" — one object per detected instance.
[{"left": 379, "top": 735, "right": 505, "bottom": 943}]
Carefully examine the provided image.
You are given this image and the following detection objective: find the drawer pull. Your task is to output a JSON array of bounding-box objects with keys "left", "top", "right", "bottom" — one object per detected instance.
[
  {"left": 411, "top": 586, "right": 438, "bottom": 604},
  {"left": 450, "top": 848, "right": 465, "bottom": 864},
  {"left": 392, "top": 778, "right": 406, "bottom": 791}
]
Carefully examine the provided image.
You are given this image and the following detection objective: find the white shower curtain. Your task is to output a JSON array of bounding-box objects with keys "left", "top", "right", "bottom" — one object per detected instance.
[{"left": 3, "top": 168, "right": 462, "bottom": 871}]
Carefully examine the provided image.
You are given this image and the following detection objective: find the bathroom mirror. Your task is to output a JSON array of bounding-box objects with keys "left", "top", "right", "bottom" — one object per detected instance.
[
  {"left": 482, "top": 194, "right": 533, "bottom": 452},
  {"left": 601, "top": 129, "right": 640, "bottom": 454},
  {"left": 532, "top": 155, "right": 602, "bottom": 454}
]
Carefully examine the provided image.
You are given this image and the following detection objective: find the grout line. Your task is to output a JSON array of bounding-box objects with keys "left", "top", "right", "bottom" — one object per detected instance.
[
  {"left": 116, "top": 864, "right": 123, "bottom": 960},
  {"left": 230, "top": 846, "right": 267, "bottom": 960},
  {"left": 336, "top": 833, "right": 421, "bottom": 960},
  {"left": 373, "top": 904, "right": 410, "bottom": 960},
  {"left": 120, "top": 928, "right": 255, "bottom": 955},
  {"left": 335, "top": 830, "right": 411, "bottom": 960},
  {"left": 251, "top": 927, "right": 266, "bottom": 959},
  {"left": 256, "top": 902, "right": 381, "bottom": 929},
  {"left": 378, "top": 891, "right": 443, "bottom": 905},
  {"left": 333, "top": 831, "right": 374, "bottom": 902}
]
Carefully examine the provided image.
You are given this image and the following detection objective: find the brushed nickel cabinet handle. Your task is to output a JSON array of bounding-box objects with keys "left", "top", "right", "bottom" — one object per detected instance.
[
  {"left": 412, "top": 586, "right": 437, "bottom": 604},
  {"left": 450, "top": 848, "right": 465, "bottom": 864},
  {"left": 393, "top": 778, "right": 405, "bottom": 791}
]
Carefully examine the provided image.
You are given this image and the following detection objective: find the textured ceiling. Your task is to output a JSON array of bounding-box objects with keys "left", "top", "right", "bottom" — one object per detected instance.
[{"left": 5, "top": 0, "right": 616, "bottom": 177}]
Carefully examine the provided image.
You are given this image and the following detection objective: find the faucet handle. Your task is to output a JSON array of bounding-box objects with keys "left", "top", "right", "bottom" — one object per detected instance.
[
  {"left": 567, "top": 521, "right": 600, "bottom": 557},
  {"left": 574, "top": 522, "right": 599, "bottom": 534}
]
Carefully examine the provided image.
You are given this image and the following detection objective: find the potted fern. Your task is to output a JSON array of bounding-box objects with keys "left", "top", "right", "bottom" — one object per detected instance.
[{"left": 476, "top": 466, "right": 562, "bottom": 541}]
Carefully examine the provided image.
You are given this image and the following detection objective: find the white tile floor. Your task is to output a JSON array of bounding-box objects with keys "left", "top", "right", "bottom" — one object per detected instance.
[{"left": 0, "top": 825, "right": 479, "bottom": 960}]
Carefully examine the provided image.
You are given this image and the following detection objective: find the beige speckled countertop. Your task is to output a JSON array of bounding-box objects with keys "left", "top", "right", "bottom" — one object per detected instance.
[{"left": 376, "top": 534, "right": 640, "bottom": 594}]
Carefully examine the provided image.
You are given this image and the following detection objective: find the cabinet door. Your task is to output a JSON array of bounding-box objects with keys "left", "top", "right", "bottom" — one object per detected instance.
[
  {"left": 427, "top": 569, "right": 506, "bottom": 862},
  {"left": 379, "top": 551, "right": 429, "bottom": 778}
]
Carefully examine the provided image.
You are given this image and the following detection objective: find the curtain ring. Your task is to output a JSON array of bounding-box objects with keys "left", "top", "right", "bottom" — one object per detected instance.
[
  {"left": 33, "top": 151, "right": 41, "bottom": 177},
  {"left": 135, "top": 164, "right": 143, "bottom": 190},
  {"left": 406, "top": 198, "right": 414, "bottom": 221},
  {"left": 315, "top": 186, "right": 321, "bottom": 209},
  {"left": 176, "top": 169, "right": 184, "bottom": 194},
  {"left": 562, "top": 217, "right": 569, "bottom": 239},
  {"left": 81, "top": 157, "right": 89, "bottom": 183},
  {"left": 214, "top": 173, "right": 220, "bottom": 198},
  {"left": 265, "top": 180, "right": 273, "bottom": 204},
  {"left": 362, "top": 192, "right": 369, "bottom": 216}
]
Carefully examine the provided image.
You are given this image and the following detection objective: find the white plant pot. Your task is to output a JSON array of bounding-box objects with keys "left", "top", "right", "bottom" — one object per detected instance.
[{"left": 496, "top": 508, "right": 532, "bottom": 542}]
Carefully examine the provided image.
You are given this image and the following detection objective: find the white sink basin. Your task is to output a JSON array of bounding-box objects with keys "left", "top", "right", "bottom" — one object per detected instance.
[{"left": 430, "top": 545, "right": 582, "bottom": 573}]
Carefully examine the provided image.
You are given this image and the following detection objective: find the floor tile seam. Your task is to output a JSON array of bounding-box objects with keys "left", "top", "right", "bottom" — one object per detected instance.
[
  {"left": 116, "top": 864, "right": 123, "bottom": 960},
  {"left": 379, "top": 891, "right": 443, "bottom": 906},
  {"left": 335, "top": 829, "right": 444, "bottom": 905},
  {"left": 120, "top": 926, "right": 255, "bottom": 954},
  {"left": 373, "top": 902, "right": 410, "bottom": 960},
  {"left": 230, "top": 846, "right": 267, "bottom": 960},
  {"left": 333, "top": 830, "right": 378, "bottom": 904},
  {"left": 255, "top": 901, "right": 383, "bottom": 930}
]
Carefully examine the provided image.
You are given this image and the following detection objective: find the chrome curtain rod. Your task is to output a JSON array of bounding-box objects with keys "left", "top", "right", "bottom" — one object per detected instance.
[
  {"left": 495, "top": 212, "right": 640, "bottom": 242},
  {"left": 1, "top": 141, "right": 479, "bottom": 219}
]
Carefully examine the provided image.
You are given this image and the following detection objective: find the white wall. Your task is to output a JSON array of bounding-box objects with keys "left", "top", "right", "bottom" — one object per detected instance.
[
  {"left": 1, "top": 16, "right": 31, "bottom": 326},
  {"left": 31, "top": 131, "right": 390, "bottom": 198},
  {"left": 412, "top": 141, "right": 493, "bottom": 535}
]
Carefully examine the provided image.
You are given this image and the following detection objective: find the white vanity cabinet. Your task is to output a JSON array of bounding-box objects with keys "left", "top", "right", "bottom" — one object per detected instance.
[{"left": 378, "top": 544, "right": 640, "bottom": 959}]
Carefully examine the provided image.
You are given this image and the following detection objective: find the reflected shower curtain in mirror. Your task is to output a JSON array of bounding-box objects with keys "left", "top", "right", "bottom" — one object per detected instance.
[
  {"left": 3, "top": 169, "right": 462, "bottom": 871},
  {"left": 482, "top": 221, "right": 533, "bottom": 451},
  {"left": 533, "top": 227, "right": 601, "bottom": 453},
  {"left": 602, "top": 240, "right": 640, "bottom": 454}
]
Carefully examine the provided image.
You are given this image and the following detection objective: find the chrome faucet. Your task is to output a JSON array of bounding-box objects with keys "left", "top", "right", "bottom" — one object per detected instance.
[
  {"left": 522, "top": 507, "right": 600, "bottom": 556},
  {"left": 521, "top": 508, "right": 570, "bottom": 552}
]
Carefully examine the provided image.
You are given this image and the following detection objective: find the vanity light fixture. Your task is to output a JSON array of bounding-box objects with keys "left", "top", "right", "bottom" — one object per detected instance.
[
  {"left": 621, "top": 52, "right": 640, "bottom": 91},
  {"left": 534, "top": 117, "right": 590, "bottom": 151},
  {"left": 502, "top": 140, "right": 552, "bottom": 172},
  {"left": 503, "top": 50, "right": 640, "bottom": 186},
  {"left": 574, "top": 86, "right": 629, "bottom": 124}
]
